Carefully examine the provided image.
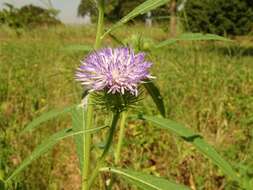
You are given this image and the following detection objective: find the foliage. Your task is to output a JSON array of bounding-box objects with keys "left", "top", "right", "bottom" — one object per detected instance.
[
  {"left": 78, "top": 0, "right": 189, "bottom": 23},
  {"left": 101, "top": 167, "right": 190, "bottom": 190},
  {"left": 78, "top": 0, "right": 174, "bottom": 22},
  {"left": 78, "top": 0, "right": 147, "bottom": 21},
  {"left": 101, "top": 0, "right": 171, "bottom": 39},
  {"left": 0, "top": 3, "right": 61, "bottom": 29},
  {"left": 78, "top": 0, "right": 97, "bottom": 19},
  {"left": 182, "top": 0, "right": 253, "bottom": 35}
]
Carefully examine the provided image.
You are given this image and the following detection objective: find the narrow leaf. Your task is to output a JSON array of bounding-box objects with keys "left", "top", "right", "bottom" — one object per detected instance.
[
  {"left": 6, "top": 128, "right": 71, "bottom": 183},
  {"left": 108, "top": 33, "right": 125, "bottom": 46},
  {"left": 142, "top": 115, "right": 240, "bottom": 182},
  {"left": 143, "top": 80, "right": 165, "bottom": 117},
  {"left": 102, "top": 0, "right": 170, "bottom": 38},
  {"left": 155, "top": 33, "right": 232, "bottom": 48},
  {"left": 62, "top": 44, "right": 93, "bottom": 52},
  {"left": 71, "top": 105, "right": 85, "bottom": 169},
  {"left": 100, "top": 167, "right": 190, "bottom": 190},
  {"left": 6, "top": 126, "right": 106, "bottom": 183},
  {"left": 23, "top": 105, "right": 76, "bottom": 133}
]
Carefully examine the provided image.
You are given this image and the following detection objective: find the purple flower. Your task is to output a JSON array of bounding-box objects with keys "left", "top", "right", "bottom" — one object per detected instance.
[{"left": 76, "top": 47, "right": 153, "bottom": 96}]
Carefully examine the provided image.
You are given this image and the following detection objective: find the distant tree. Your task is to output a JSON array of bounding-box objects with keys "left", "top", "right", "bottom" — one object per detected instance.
[
  {"left": 78, "top": 0, "right": 97, "bottom": 18},
  {"left": 18, "top": 5, "right": 61, "bottom": 27},
  {"left": 0, "top": 3, "right": 22, "bottom": 28},
  {"left": 182, "top": 0, "right": 253, "bottom": 35},
  {"left": 0, "top": 3, "right": 61, "bottom": 29}
]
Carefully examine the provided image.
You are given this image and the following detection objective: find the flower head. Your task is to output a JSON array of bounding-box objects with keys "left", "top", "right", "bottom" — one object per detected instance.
[{"left": 76, "top": 47, "right": 153, "bottom": 96}]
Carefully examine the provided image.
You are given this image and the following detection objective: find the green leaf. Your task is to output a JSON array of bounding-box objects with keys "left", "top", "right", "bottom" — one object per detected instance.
[
  {"left": 143, "top": 80, "right": 165, "bottom": 117},
  {"left": 22, "top": 105, "right": 76, "bottom": 133},
  {"left": 62, "top": 44, "right": 93, "bottom": 52},
  {"left": 142, "top": 115, "right": 240, "bottom": 182},
  {"left": 6, "top": 126, "right": 106, "bottom": 183},
  {"left": 155, "top": 33, "right": 232, "bottom": 48},
  {"left": 108, "top": 33, "right": 125, "bottom": 46},
  {"left": 102, "top": 0, "right": 170, "bottom": 38},
  {"left": 100, "top": 167, "right": 190, "bottom": 190},
  {"left": 71, "top": 105, "right": 85, "bottom": 169}
]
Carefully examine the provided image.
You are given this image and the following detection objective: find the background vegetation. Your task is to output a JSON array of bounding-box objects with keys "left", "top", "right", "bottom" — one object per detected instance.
[
  {"left": 0, "top": 0, "right": 253, "bottom": 189},
  {"left": 183, "top": 0, "right": 253, "bottom": 35},
  {"left": 78, "top": 0, "right": 253, "bottom": 36},
  {"left": 0, "top": 3, "right": 61, "bottom": 30},
  {"left": 0, "top": 24, "right": 253, "bottom": 189},
  {"left": 77, "top": 0, "right": 174, "bottom": 21}
]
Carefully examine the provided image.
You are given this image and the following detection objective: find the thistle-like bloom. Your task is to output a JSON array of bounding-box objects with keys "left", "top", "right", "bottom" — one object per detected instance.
[{"left": 76, "top": 47, "right": 153, "bottom": 96}]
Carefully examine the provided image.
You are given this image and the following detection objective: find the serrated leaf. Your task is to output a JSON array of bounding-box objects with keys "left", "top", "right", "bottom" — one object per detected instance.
[
  {"left": 22, "top": 105, "right": 76, "bottom": 133},
  {"left": 101, "top": 167, "right": 190, "bottom": 190},
  {"left": 6, "top": 126, "right": 106, "bottom": 183},
  {"left": 155, "top": 33, "right": 232, "bottom": 48},
  {"left": 102, "top": 0, "right": 170, "bottom": 38},
  {"left": 143, "top": 80, "right": 165, "bottom": 117},
  {"left": 142, "top": 115, "right": 240, "bottom": 183}
]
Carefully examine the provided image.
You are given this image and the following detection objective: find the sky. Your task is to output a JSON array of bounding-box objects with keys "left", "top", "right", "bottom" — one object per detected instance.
[{"left": 0, "top": 0, "right": 90, "bottom": 24}]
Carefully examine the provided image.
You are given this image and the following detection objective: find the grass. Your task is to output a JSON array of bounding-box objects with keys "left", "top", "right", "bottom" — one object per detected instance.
[{"left": 0, "top": 24, "right": 253, "bottom": 190}]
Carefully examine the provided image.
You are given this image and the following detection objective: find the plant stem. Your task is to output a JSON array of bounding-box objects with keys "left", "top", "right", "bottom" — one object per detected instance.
[
  {"left": 82, "top": 99, "right": 93, "bottom": 190},
  {"left": 107, "top": 112, "right": 127, "bottom": 189},
  {"left": 87, "top": 111, "right": 120, "bottom": 189},
  {"left": 115, "top": 111, "right": 127, "bottom": 164},
  {"left": 82, "top": 1, "right": 105, "bottom": 190},
  {"left": 95, "top": 0, "right": 105, "bottom": 49}
]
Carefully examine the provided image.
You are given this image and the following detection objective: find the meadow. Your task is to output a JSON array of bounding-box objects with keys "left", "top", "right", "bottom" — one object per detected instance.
[{"left": 0, "top": 24, "right": 253, "bottom": 190}]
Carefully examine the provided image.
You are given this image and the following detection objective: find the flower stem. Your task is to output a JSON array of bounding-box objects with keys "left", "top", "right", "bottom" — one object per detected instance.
[
  {"left": 87, "top": 111, "right": 120, "bottom": 189},
  {"left": 82, "top": 99, "right": 93, "bottom": 190},
  {"left": 115, "top": 111, "right": 127, "bottom": 164},
  {"left": 106, "top": 111, "right": 127, "bottom": 189},
  {"left": 95, "top": 0, "right": 105, "bottom": 49},
  {"left": 82, "top": 1, "right": 105, "bottom": 190}
]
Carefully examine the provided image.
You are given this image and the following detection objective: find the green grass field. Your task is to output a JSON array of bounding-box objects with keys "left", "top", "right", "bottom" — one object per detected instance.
[{"left": 0, "top": 25, "right": 253, "bottom": 190}]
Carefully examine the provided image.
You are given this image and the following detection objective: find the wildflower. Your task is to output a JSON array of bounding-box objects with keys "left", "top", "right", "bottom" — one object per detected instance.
[{"left": 76, "top": 47, "right": 153, "bottom": 96}]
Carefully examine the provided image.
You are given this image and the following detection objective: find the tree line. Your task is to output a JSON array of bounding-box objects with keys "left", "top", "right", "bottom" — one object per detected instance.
[
  {"left": 78, "top": 0, "right": 253, "bottom": 36},
  {"left": 0, "top": 3, "right": 61, "bottom": 29},
  {"left": 0, "top": 0, "right": 252, "bottom": 36}
]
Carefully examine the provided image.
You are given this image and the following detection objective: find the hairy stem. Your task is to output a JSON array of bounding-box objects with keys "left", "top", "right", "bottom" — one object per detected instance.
[{"left": 88, "top": 111, "right": 120, "bottom": 189}]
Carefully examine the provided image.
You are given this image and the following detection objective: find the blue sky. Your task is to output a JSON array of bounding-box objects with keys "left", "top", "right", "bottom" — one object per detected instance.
[{"left": 0, "top": 0, "right": 90, "bottom": 23}]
